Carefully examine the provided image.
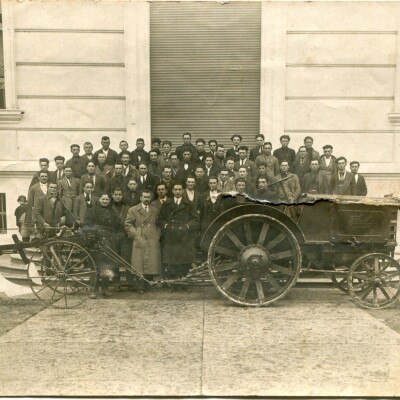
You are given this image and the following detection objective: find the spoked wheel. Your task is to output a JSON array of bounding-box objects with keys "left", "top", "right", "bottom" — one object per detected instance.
[
  {"left": 347, "top": 253, "right": 400, "bottom": 309},
  {"left": 27, "top": 240, "right": 96, "bottom": 308},
  {"left": 208, "top": 214, "right": 302, "bottom": 306},
  {"left": 331, "top": 270, "right": 349, "bottom": 294}
]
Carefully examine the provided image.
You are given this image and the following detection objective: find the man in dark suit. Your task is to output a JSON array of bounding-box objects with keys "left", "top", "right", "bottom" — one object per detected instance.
[
  {"left": 204, "top": 155, "right": 219, "bottom": 179},
  {"left": 234, "top": 146, "right": 257, "bottom": 181},
  {"left": 24, "top": 171, "right": 49, "bottom": 241},
  {"left": 226, "top": 134, "right": 242, "bottom": 162},
  {"left": 304, "top": 136, "right": 320, "bottom": 161},
  {"left": 195, "top": 138, "right": 208, "bottom": 166},
  {"left": 49, "top": 156, "right": 65, "bottom": 183},
  {"left": 183, "top": 176, "right": 201, "bottom": 212},
  {"left": 291, "top": 146, "right": 311, "bottom": 190},
  {"left": 135, "top": 162, "right": 159, "bottom": 194},
  {"left": 29, "top": 158, "right": 50, "bottom": 188},
  {"left": 175, "top": 132, "right": 198, "bottom": 161},
  {"left": 199, "top": 176, "right": 224, "bottom": 236},
  {"left": 161, "top": 140, "right": 173, "bottom": 164},
  {"left": 208, "top": 140, "right": 218, "bottom": 159},
  {"left": 273, "top": 135, "right": 296, "bottom": 167},
  {"left": 255, "top": 176, "right": 279, "bottom": 203},
  {"left": 57, "top": 166, "right": 80, "bottom": 201},
  {"left": 148, "top": 150, "right": 164, "bottom": 178},
  {"left": 194, "top": 166, "right": 209, "bottom": 194},
  {"left": 319, "top": 144, "right": 337, "bottom": 187},
  {"left": 123, "top": 179, "right": 141, "bottom": 207},
  {"left": 175, "top": 150, "right": 196, "bottom": 182},
  {"left": 117, "top": 140, "right": 129, "bottom": 162},
  {"left": 95, "top": 153, "right": 114, "bottom": 188},
  {"left": 57, "top": 166, "right": 80, "bottom": 221},
  {"left": 160, "top": 166, "right": 174, "bottom": 197},
  {"left": 169, "top": 153, "right": 181, "bottom": 180},
  {"left": 93, "top": 136, "right": 118, "bottom": 166},
  {"left": 34, "top": 182, "right": 66, "bottom": 232},
  {"left": 213, "top": 145, "right": 226, "bottom": 172},
  {"left": 302, "top": 159, "right": 329, "bottom": 195},
  {"left": 237, "top": 166, "right": 256, "bottom": 196},
  {"left": 151, "top": 137, "right": 162, "bottom": 155},
  {"left": 330, "top": 157, "right": 356, "bottom": 195},
  {"left": 120, "top": 151, "right": 138, "bottom": 181},
  {"left": 249, "top": 134, "right": 265, "bottom": 162},
  {"left": 111, "top": 188, "right": 131, "bottom": 289},
  {"left": 109, "top": 163, "right": 128, "bottom": 195},
  {"left": 66, "top": 144, "right": 87, "bottom": 179},
  {"left": 255, "top": 142, "right": 280, "bottom": 179},
  {"left": 350, "top": 161, "right": 367, "bottom": 196},
  {"left": 72, "top": 181, "right": 98, "bottom": 226},
  {"left": 152, "top": 183, "right": 169, "bottom": 211},
  {"left": 80, "top": 161, "right": 106, "bottom": 196},
  {"left": 130, "top": 138, "right": 150, "bottom": 168},
  {"left": 159, "top": 182, "right": 200, "bottom": 279},
  {"left": 81, "top": 142, "right": 95, "bottom": 165}
]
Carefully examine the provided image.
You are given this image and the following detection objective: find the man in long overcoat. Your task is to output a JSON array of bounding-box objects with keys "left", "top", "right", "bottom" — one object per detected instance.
[
  {"left": 125, "top": 189, "right": 161, "bottom": 292},
  {"left": 158, "top": 182, "right": 200, "bottom": 279}
]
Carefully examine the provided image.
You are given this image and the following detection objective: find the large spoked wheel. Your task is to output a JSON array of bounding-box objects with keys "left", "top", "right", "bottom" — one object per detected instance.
[
  {"left": 347, "top": 253, "right": 400, "bottom": 309},
  {"left": 208, "top": 214, "right": 302, "bottom": 306},
  {"left": 27, "top": 240, "right": 96, "bottom": 308}
]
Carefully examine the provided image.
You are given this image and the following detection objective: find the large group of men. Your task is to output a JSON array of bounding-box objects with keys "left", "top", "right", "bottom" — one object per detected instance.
[{"left": 22, "top": 133, "right": 368, "bottom": 296}]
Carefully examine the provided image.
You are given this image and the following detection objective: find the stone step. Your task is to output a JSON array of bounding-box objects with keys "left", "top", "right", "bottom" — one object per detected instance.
[
  {"left": 0, "top": 273, "right": 31, "bottom": 287},
  {"left": 0, "top": 262, "right": 28, "bottom": 276},
  {"left": 10, "top": 253, "right": 43, "bottom": 265}
]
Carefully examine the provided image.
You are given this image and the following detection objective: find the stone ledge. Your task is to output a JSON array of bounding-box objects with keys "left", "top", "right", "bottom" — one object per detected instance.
[{"left": 0, "top": 109, "right": 24, "bottom": 124}]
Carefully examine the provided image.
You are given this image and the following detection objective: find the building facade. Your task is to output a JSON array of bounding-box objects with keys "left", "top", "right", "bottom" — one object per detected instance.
[{"left": 0, "top": 0, "right": 399, "bottom": 230}]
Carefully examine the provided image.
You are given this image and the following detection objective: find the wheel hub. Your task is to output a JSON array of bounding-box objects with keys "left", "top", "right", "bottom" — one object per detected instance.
[{"left": 239, "top": 245, "right": 271, "bottom": 278}]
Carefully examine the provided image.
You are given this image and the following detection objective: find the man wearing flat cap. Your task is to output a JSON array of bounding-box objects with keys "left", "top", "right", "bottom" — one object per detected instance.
[
  {"left": 226, "top": 134, "right": 243, "bottom": 162},
  {"left": 319, "top": 144, "right": 337, "bottom": 187}
]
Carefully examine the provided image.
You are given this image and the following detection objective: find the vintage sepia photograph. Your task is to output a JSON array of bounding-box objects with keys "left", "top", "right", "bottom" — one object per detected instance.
[{"left": 1, "top": 0, "right": 400, "bottom": 397}]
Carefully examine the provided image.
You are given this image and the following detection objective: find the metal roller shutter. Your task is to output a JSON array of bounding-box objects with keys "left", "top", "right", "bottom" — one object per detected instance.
[{"left": 150, "top": 1, "right": 261, "bottom": 151}]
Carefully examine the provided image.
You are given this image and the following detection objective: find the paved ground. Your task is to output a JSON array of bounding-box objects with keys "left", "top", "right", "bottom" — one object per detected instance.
[{"left": 1, "top": 286, "right": 400, "bottom": 397}]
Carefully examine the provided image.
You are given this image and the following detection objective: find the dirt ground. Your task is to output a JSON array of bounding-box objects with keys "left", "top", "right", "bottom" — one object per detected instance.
[
  {"left": 0, "top": 294, "right": 47, "bottom": 337},
  {"left": 2, "top": 287, "right": 400, "bottom": 336}
]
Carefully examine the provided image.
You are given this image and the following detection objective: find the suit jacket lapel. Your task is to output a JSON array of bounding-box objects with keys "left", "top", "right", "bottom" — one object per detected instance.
[{"left": 141, "top": 207, "right": 152, "bottom": 223}]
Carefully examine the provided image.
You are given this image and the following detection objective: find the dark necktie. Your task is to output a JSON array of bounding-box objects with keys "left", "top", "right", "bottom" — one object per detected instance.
[{"left": 311, "top": 173, "right": 317, "bottom": 184}]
